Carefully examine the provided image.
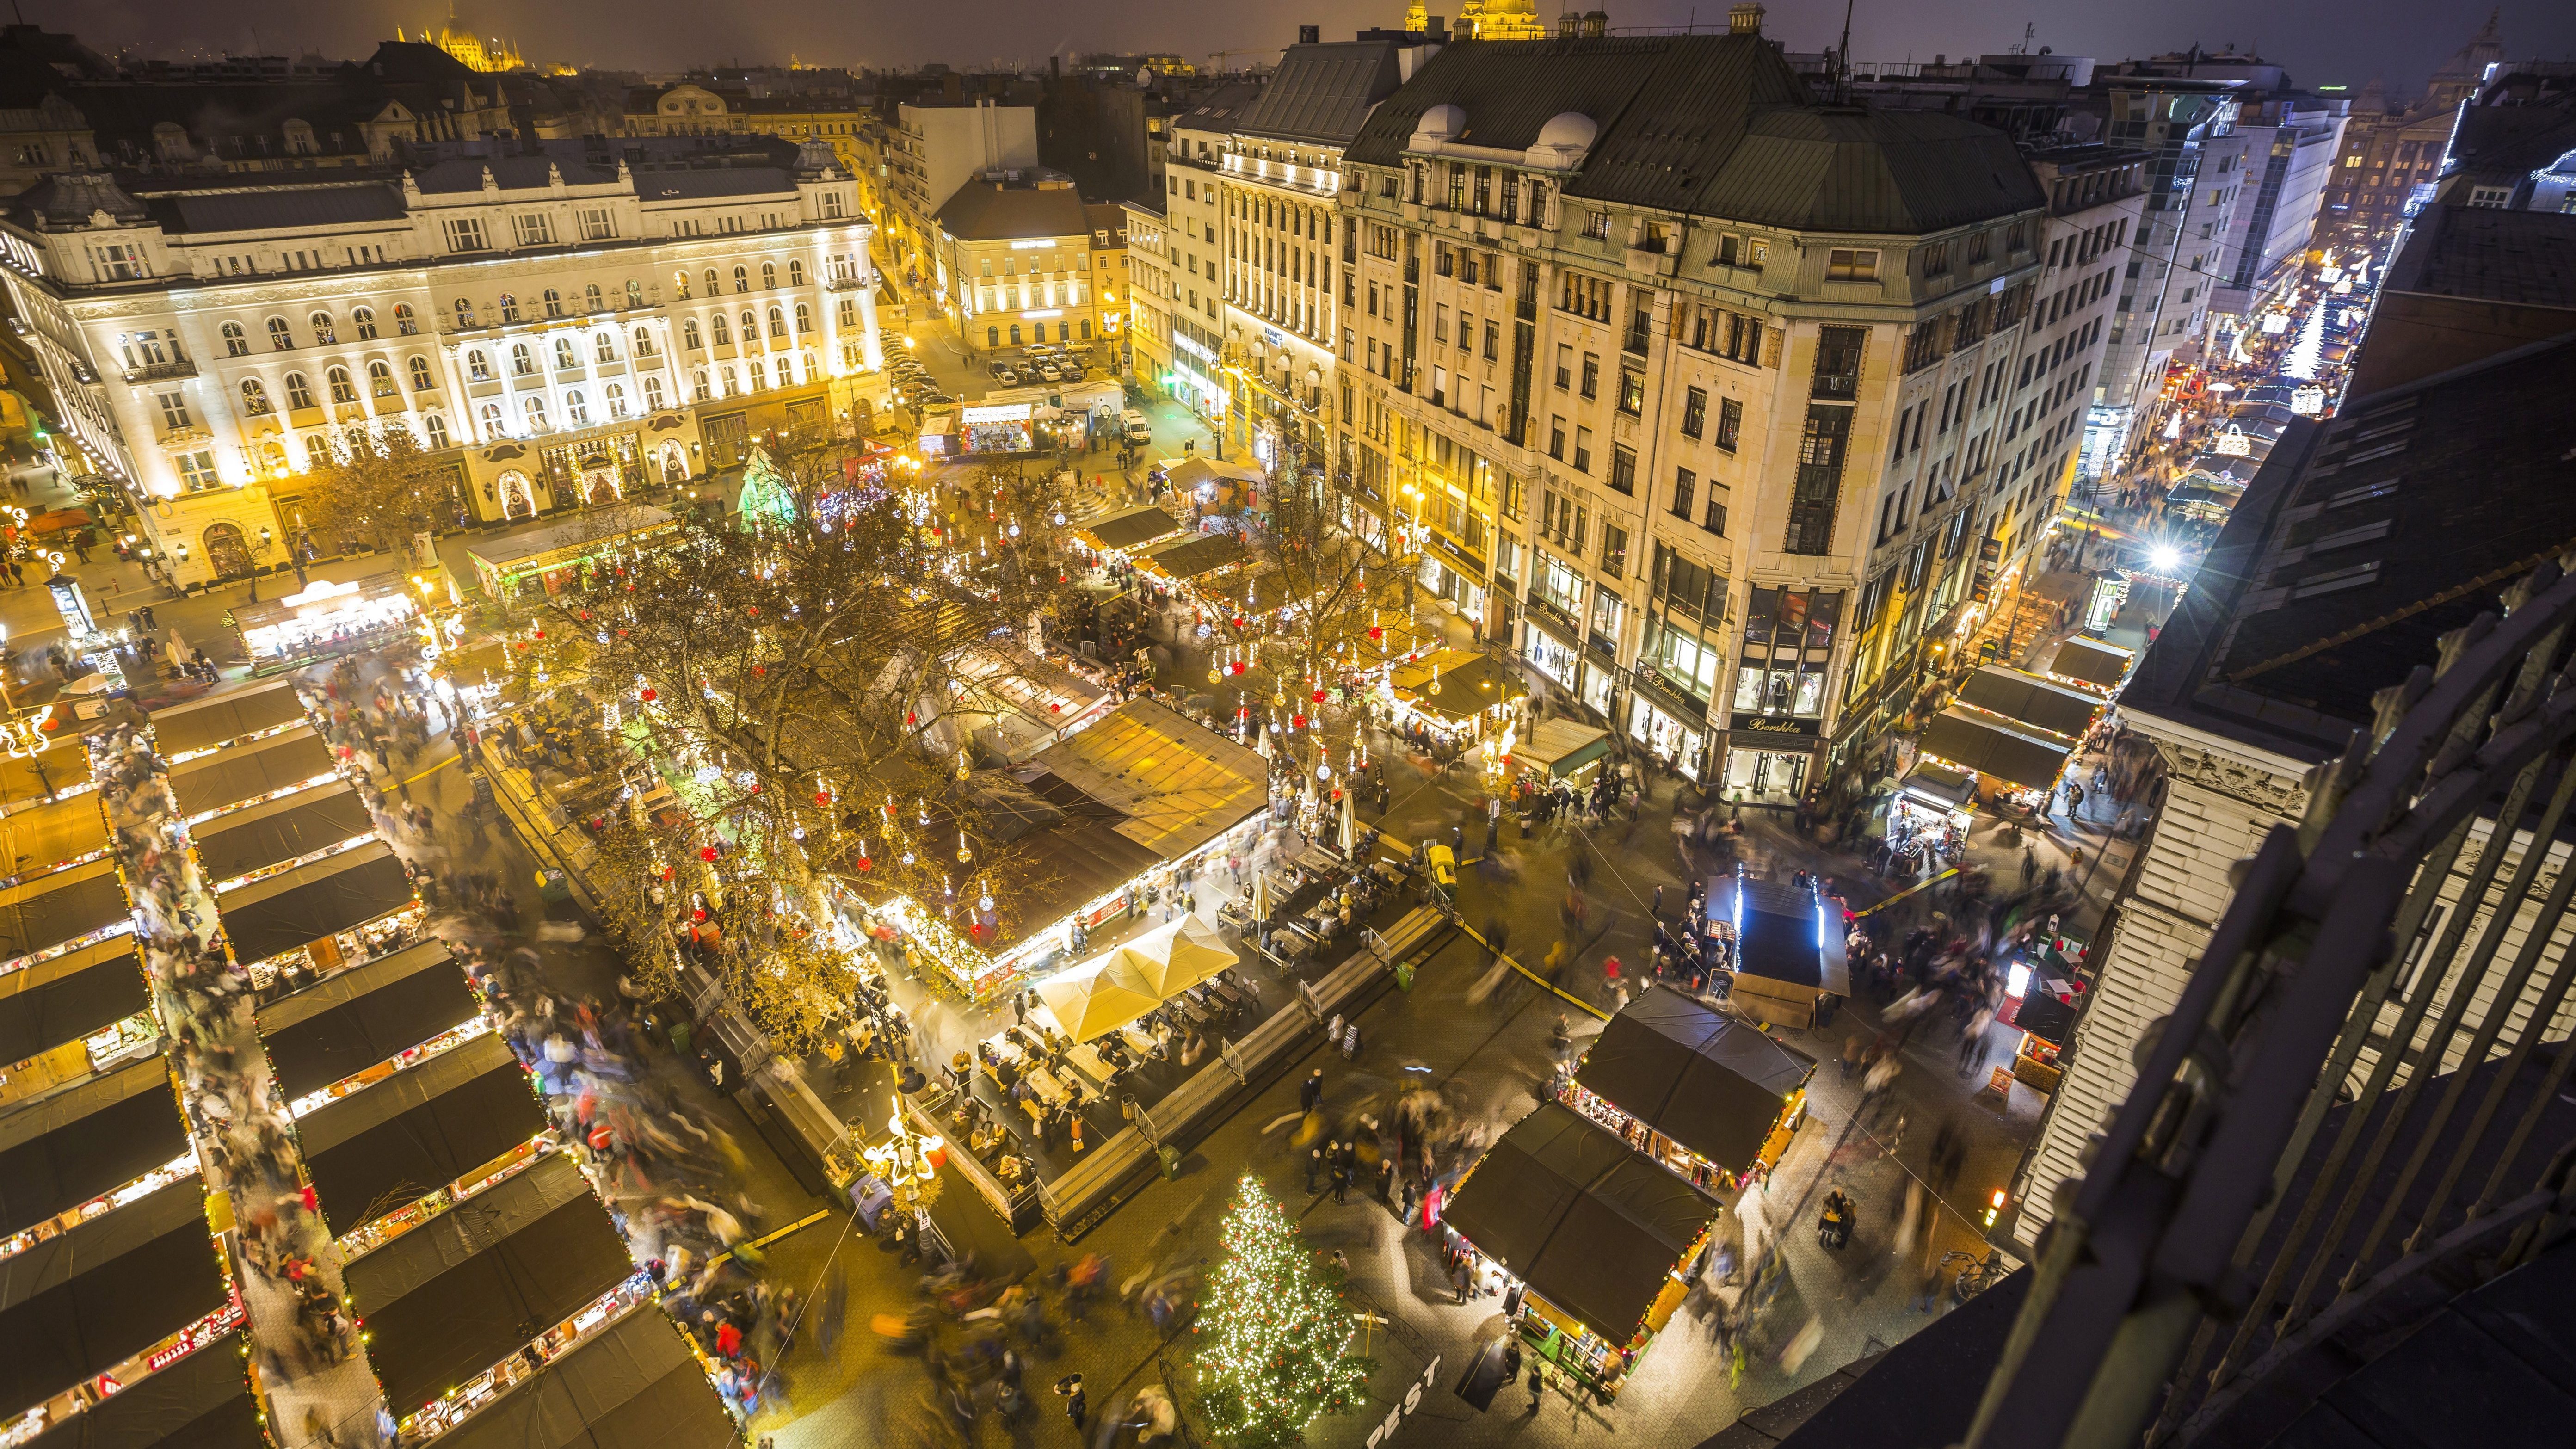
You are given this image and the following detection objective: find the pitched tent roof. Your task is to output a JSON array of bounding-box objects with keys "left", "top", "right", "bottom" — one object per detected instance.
[
  {"left": 1075, "top": 504, "right": 1183, "bottom": 551},
  {"left": 299, "top": 1037, "right": 548, "bottom": 1236},
  {"left": 934, "top": 179, "right": 1090, "bottom": 241},
  {"left": 214, "top": 843, "right": 413, "bottom": 965},
  {"left": 1919, "top": 705, "right": 2072, "bottom": 794},
  {"left": 0, "top": 937, "right": 146, "bottom": 1067},
  {"left": 166, "top": 727, "right": 335, "bottom": 818},
  {"left": 435, "top": 1306, "right": 737, "bottom": 1449},
  {"left": 189, "top": 784, "right": 376, "bottom": 885},
  {"left": 1574, "top": 984, "right": 1816, "bottom": 1173},
  {"left": 259, "top": 945, "right": 476, "bottom": 1102},
  {"left": 1442, "top": 1102, "right": 1722, "bottom": 1345},
  {"left": 0, "top": 1056, "right": 186, "bottom": 1239},
  {"left": 1955, "top": 666, "right": 2102, "bottom": 739},
  {"left": 2049, "top": 636, "right": 2135, "bottom": 689},
  {"left": 0, "top": 1181, "right": 226, "bottom": 1414},
  {"left": 24, "top": 1332, "right": 265, "bottom": 1449},
  {"left": 147, "top": 679, "right": 308, "bottom": 756}
]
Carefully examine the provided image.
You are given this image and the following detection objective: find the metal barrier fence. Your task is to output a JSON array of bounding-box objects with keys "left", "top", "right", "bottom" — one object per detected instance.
[{"left": 1966, "top": 556, "right": 2576, "bottom": 1449}]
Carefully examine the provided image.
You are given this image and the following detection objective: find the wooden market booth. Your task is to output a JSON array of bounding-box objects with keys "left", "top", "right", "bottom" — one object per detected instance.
[
  {"left": 1565, "top": 984, "right": 1815, "bottom": 1190},
  {"left": 1707, "top": 868, "right": 1850, "bottom": 1030}
]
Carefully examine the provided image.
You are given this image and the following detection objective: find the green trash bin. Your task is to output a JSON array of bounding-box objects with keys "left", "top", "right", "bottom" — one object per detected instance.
[
  {"left": 1158, "top": 1145, "right": 1182, "bottom": 1179},
  {"left": 1393, "top": 957, "right": 1416, "bottom": 991}
]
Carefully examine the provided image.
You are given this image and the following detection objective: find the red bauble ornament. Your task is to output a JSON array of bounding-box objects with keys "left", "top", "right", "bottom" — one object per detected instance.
[
  {"left": 746, "top": 605, "right": 758, "bottom": 617},
  {"left": 700, "top": 845, "right": 719, "bottom": 861},
  {"left": 752, "top": 664, "right": 767, "bottom": 676},
  {"left": 640, "top": 687, "right": 657, "bottom": 702},
  {"left": 1049, "top": 702, "right": 1062, "bottom": 712},
  {"left": 691, "top": 908, "right": 708, "bottom": 922},
  {"left": 856, "top": 855, "right": 873, "bottom": 871},
  {"left": 616, "top": 628, "right": 629, "bottom": 637},
  {"left": 1291, "top": 714, "right": 1307, "bottom": 728},
  {"left": 816, "top": 790, "right": 832, "bottom": 806},
  {"left": 968, "top": 922, "right": 983, "bottom": 936},
  {"left": 578, "top": 610, "right": 591, "bottom": 621},
  {"left": 1311, "top": 688, "right": 1326, "bottom": 703},
  {"left": 659, "top": 866, "right": 674, "bottom": 881},
  {"left": 514, "top": 641, "right": 528, "bottom": 652},
  {"left": 1368, "top": 626, "right": 1383, "bottom": 641},
  {"left": 1228, "top": 661, "right": 1245, "bottom": 675},
  {"left": 38, "top": 716, "right": 57, "bottom": 732},
  {"left": 1058, "top": 573, "right": 1067, "bottom": 583}
]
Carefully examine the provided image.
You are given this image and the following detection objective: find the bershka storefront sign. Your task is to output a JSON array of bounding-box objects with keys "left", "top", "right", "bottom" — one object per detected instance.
[
  {"left": 1364, "top": 1355, "right": 1444, "bottom": 1447},
  {"left": 1732, "top": 714, "right": 1821, "bottom": 739}
]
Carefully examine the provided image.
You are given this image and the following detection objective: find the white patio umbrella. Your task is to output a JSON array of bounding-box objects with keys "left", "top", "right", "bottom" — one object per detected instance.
[
  {"left": 1115, "top": 914, "right": 1239, "bottom": 999},
  {"left": 1034, "top": 957, "right": 1160, "bottom": 1042}
]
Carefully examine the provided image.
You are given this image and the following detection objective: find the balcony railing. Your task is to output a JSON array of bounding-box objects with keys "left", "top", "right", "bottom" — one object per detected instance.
[
  {"left": 123, "top": 358, "right": 198, "bottom": 384},
  {"left": 1962, "top": 552, "right": 2576, "bottom": 1449}
]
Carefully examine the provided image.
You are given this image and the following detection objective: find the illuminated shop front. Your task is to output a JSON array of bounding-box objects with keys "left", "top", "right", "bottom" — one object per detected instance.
[
  {"left": 1563, "top": 984, "right": 1814, "bottom": 1193},
  {"left": 960, "top": 401, "right": 1036, "bottom": 455},
  {"left": 233, "top": 574, "right": 421, "bottom": 666}
]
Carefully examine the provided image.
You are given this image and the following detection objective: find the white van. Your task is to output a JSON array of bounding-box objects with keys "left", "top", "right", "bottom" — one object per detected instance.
[{"left": 1120, "top": 409, "right": 1153, "bottom": 445}]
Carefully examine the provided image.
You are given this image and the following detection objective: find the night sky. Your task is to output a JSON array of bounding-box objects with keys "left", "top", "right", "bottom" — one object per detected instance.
[{"left": 40, "top": 0, "right": 2576, "bottom": 102}]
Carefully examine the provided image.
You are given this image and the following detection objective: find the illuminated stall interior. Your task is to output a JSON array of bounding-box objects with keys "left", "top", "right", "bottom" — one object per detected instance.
[{"left": 1564, "top": 984, "right": 1814, "bottom": 1191}]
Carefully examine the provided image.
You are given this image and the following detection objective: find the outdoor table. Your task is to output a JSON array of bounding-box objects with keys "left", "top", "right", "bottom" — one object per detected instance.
[
  {"left": 1119, "top": 1024, "right": 1159, "bottom": 1058},
  {"left": 1020, "top": 1097, "right": 1047, "bottom": 1131},
  {"left": 1064, "top": 1042, "right": 1115, "bottom": 1085},
  {"left": 1027, "top": 1067, "right": 1071, "bottom": 1106}
]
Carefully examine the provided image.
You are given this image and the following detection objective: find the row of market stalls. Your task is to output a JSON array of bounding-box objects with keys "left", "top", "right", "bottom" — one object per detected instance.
[
  {"left": 1442, "top": 985, "right": 1815, "bottom": 1398},
  {"left": 0, "top": 681, "right": 732, "bottom": 1448},
  {"left": 1892, "top": 637, "right": 2135, "bottom": 845}
]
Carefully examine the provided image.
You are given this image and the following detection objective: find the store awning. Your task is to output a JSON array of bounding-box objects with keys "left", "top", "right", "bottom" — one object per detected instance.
[
  {"left": 1140, "top": 531, "right": 1246, "bottom": 581},
  {"left": 2049, "top": 636, "right": 2135, "bottom": 690},
  {"left": 299, "top": 1038, "right": 548, "bottom": 1236},
  {"left": 1390, "top": 649, "right": 1528, "bottom": 722},
  {"left": 25, "top": 1330, "right": 265, "bottom": 1449},
  {"left": 1165, "top": 456, "right": 1263, "bottom": 492},
  {"left": 1514, "top": 719, "right": 1611, "bottom": 778},
  {"left": 215, "top": 843, "right": 413, "bottom": 965},
  {"left": 354, "top": 1186, "right": 638, "bottom": 1414},
  {"left": 0, "top": 793, "right": 107, "bottom": 887},
  {"left": 1107, "top": 914, "right": 1237, "bottom": 999},
  {"left": 0, "top": 937, "right": 146, "bottom": 1066},
  {"left": 1036, "top": 957, "right": 1162, "bottom": 1042},
  {"left": 1442, "top": 1103, "right": 1722, "bottom": 1347},
  {"left": 146, "top": 680, "right": 308, "bottom": 757},
  {"left": 1074, "top": 505, "right": 1183, "bottom": 553},
  {"left": 0, "top": 1057, "right": 186, "bottom": 1239},
  {"left": 230, "top": 572, "right": 416, "bottom": 637},
  {"left": 0, "top": 1183, "right": 226, "bottom": 1415},
  {"left": 259, "top": 945, "right": 477, "bottom": 1102},
  {"left": 1709, "top": 874, "right": 1850, "bottom": 995},
  {"left": 1955, "top": 667, "right": 2102, "bottom": 740},
  {"left": 464, "top": 504, "right": 676, "bottom": 589},
  {"left": 1895, "top": 763, "right": 1977, "bottom": 814},
  {"left": 436, "top": 1306, "right": 736, "bottom": 1449},
  {"left": 1574, "top": 985, "right": 1816, "bottom": 1173},
  {"left": 2014, "top": 986, "right": 2078, "bottom": 1045},
  {"left": 0, "top": 861, "right": 130, "bottom": 967},
  {"left": 166, "top": 727, "right": 336, "bottom": 818},
  {"left": 1920, "top": 706, "right": 2074, "bottom": 795},
  {"left": 190, "top": 785, "right": 376, "bottom": 885}
]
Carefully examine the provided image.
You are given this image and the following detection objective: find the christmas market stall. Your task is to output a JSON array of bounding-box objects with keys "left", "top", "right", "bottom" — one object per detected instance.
[
  {"left": 1070, "top": 504, "right": 1184, "bottom": 558},
  {"left": 931, "top": 639, "right": 1116, "bottom": 766},
  {"left": 1509, "top": 717, "right": 1610, "bottom": 787},
  {"left": 0, "top": 1172, "right": 232, "bottom": 1432},
  {"left": 1885, "top": 760, "right": 1976, "bottom": 861},
  {"left": 1441, "top": 1102, "right": 1725, "bottom": 1399},
  {"left": 212, "top": 837, "right": 425, "bottom": 992},
  {"left": 2046, "top": 635, "right": 2136, "bottom": 694},
  {"left": 1134, "top": 530, "right": 1249, "bottom": 594},
  {"left": 869, "top": 700, "right": 1268, "bottom": 1003},
  {"left": 1163, "top": 456, "right": 1264, "bottom": 516},
  {"left": 230, "top": 572, "right": 419, "bottom": 669},
  {"left": 2000, "top": 928, "right": 2091, "bottom": 1096},
  {"left": 463, "top": 503, "right": 678, "bottom": 602},
  {"left": 1917, "top": 704, "right": 2076, "bottom": 811},
  {"left": 1707, "top": 869, "right": 1850, "bottom": 1030},
  {"left": 1954, "top": 666, "right": 2103, "bottom": 740},
  {"left": 142, "top": 678, "right": 311, "bottom": 759},
  {"left": 1564, "top": 984, "right": 1814, "bottom": 1191},
  {"left": 165, "top": 725, "right": 338, "bottom": 821},
  {"left": 1386, "top": 648, "right": 1528, "bottom": 746}
]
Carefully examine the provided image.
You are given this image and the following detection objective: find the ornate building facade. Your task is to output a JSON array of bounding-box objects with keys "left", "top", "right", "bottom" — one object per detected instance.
[{"left": 0, "top": 141, "right": 882, "bottom": 589}]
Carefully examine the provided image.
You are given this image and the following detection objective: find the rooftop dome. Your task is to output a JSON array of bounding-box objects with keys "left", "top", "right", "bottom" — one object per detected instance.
[
  {"left": 1409, "top": 103, "right": 1467, "bottom": 150},
  {"left": 1527, "top": 111, "right": 1599, "bottom": 168}
]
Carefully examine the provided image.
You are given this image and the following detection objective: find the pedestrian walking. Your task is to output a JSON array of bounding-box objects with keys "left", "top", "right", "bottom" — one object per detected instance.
[
  {"left": 1527, "top": 1365, "right": 1545, "bottom": 1413},
  {"left": 1300, "top": 1067, "right": 1323, "bottom": 1113},
  {"left": 1056, "top": 1374, "right": 1087, "bottom": 1428}
]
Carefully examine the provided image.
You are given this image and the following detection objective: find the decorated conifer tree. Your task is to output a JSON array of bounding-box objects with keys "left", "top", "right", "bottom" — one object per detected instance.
[{"left": 1192, "top": 1173, "right": 1374, "bottom": 1448}]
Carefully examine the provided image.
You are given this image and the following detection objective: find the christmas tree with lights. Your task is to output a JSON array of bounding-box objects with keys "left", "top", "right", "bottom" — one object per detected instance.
[{"left": 1192, "top": 1173, "right": 1374, "bottom": 1448}]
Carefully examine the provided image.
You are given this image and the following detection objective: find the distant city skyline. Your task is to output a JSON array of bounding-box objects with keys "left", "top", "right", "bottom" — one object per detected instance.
[{"left": 33, "top": 0, "right": 2576, "bottom": 100}]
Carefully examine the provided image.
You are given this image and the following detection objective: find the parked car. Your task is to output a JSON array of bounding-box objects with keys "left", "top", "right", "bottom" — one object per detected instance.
[
  {"left": 1036, "top": 362, "right": 1064, "bottom": 383},
  {"left": 991, "top": 366, "right": 1021, "bottom": 387},
  {"left": 1120, "top": 408, "right": 1153, "bottom": 445}
]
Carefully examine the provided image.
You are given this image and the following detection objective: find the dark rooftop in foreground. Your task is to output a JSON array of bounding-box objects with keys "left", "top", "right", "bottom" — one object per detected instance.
[
  {"left": 2122, "top": 330, "right": 2576, "bottom": 762},
  {"left": 2382, "top": 203, "right": 2576, "bottom": 313}
]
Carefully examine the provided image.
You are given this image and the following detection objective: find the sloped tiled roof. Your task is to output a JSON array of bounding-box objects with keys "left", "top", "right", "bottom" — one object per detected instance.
[
  {"left": 1230, "top": 42, "right": 1404, "bottom": 145},
  {"left": 2384, "top": 203, "right": 2576, "bottom": 311},
  {"left": 935, "top": 179, "right": 1090, "bottom": 241},
  {"left": 410, "top": 156, "right": 618, "bottom": 193},
  {"left": 634, "top": 166, "right": 794, "bottom": 202},
  {"left": 1349, "top": 33, "right": 2044, "bottom": 234},
  {"left": 1174, "top": 81, "right": 1266, "bottom": 135},
  {"left": 149, "top": 185, "right": 405, "bottom": 234}
]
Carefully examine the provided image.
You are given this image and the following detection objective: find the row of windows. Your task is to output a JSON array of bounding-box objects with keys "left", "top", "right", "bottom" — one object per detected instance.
[
  {"left": 220, "top": 304, "right": 418, "bottom": 355},
  {"left": 231, "top": 357, "right": 437, "bottom": 415}
]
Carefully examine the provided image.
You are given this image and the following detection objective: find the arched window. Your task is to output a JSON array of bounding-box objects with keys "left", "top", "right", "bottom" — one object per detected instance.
[
  {"left": 584, "top": 283, "right": 603, "bottom": 312},
  {"left": 594, "top": 331, "right": 616, "bottom": 363},
  {"left": 987, "top": 326, "right": 999, "bottom": 347},
  {"left": 479, "top": 401, "right": 506, "bottom": 438},
  {"left": 760, "top": 262, "right": 776, "bottom": 290},
  {"left": 732, "top": 265, "right": 749, "bottom": 293},
  {"left": 684, "top": 319, "right": 703, "bottom": 350},
  {"left": 741, "top": 310, "right": 758, "bottom": 342},
  {"left": 304, "top": 435, "right": 332, "bottom": 469},
  {"left": 353, "top": 306, "right": 378, "bottom": 340},
  {"left": 511, "top": 344, "right": 535, "bottom": 376},
  {"left": 604, "top": 382, "right": 629, "bottom": 419},
  {"left": 747, "top": 358, "right": 767, "bottom": 390},
  {"left": 467, "top": 349, "right": 491, "bottom": 381},
  {"left": 424, "top": 412, "right": 450, "bottom": 448},
  {"left": 564, "top": 390, "right": 590, "bottom": 425},
  {"left": 1008, "top": 323, "right": 1023, "bottom": 345},
  {"left": 788, "top": 259, "right": 805, "bottom": 286},
  {"left": 777, "top": 353, "right": 798, "bottom": 386},
  {"left": 673, "top": 269, "right": 693, "bottom": 300},
  {"left": 644, "top": 374, "right": 666, "bottom": 410},
  {"left": 554, "top": 337, "right": 578, "bottom": 370},
  {"left": 327, "top": 366, "right": 357, "bottom": 404},
  {"left": 221, "top": 321, "right": 248, "bottom": 357},
  {"left": 542, "top": 288, "right": 564, "bottom": 318},
  {"left": 703, "top": 268, "right": 720, "bottom": 297},
  {"left": 837, "top": 298, "right": 857, "bottom": 328},
  {"left": 634, "top": 327, "right": 658, "bottom": 358},
  {"left": 409, "top": 357, "right": 435, "bottom": 391},
  {"left": 711, "top": 314, "right": 733, "bottom": 346},
  {"left": 393, "top": 303, "right": 417, "bottom": 336},
  {"left": 309, "top": 311, "right": 336, "bottom": 345},
  {"left": 766, "top": 306, "right": 787, "bottom": 339},
  {"left": 724, "top": 364, "right": 741, "bottom": 395},
  {"left": 691, "top": 369, "right": 710, "bottom": 401},
  {"left": 368, "top": 361, "right": 396, "bottom": 397},
  {"left": 1080, "top": 318, "right": 1092, "bottom": 339},
  {"left": 503, "top": 292, "right": 527, "bottom": 323},
  {"left": 626, "top": 279, "right": 645, "bottom": 309},
  {"left": 452, "top": 298, "right": 476, "bottom": 327},
  {"left": 259, "top": 440, "right": 287, "bottom": 475},
  {"left": 523, "top": 395, "right": 548, "bottom": 430},
  {"left": 267, "top": 317, "right": 294, "bottom": 350},
  {"left": 240, "top": 378, "right": 272, "bottom": 414},
  {"left": 285, "top": 372, "right": 316, "bottom": 409},
  {"left": 793, "top": 302, "right": 811, "bottom": 335}
]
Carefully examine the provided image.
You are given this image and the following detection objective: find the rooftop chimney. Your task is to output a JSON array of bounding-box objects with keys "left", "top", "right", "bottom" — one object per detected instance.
[
  {"left": 1299, "top": 24, "right": 1319, "bottom": 43},
  {"left": 1581, "top": 11, "right": 1608, "bottom": 38},
  {"left": 1727, "top": 3, "right": 1764, "bottom": 35},
  {"left": 1559, "top": 11, "right": 1580, "bottom": 37}
]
